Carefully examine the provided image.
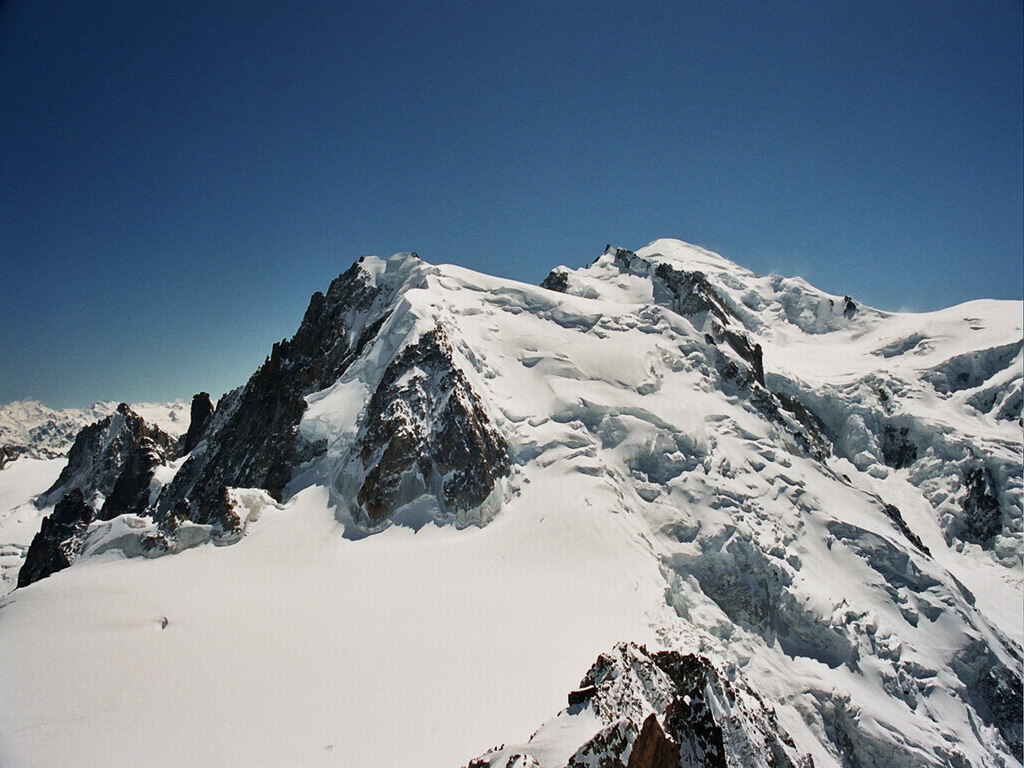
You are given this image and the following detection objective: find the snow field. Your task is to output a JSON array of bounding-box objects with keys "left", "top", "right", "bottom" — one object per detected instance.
[{"left": 0, "top": 469, "right": 668, "bottom": 768}]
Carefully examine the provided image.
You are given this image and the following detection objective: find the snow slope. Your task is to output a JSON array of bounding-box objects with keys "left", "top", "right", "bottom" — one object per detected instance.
[
  {"left": 0, "top": 241, "right": 1020, "bottom": 767},
  {"left": 0, "top": 459, "right": 65, "bottom": 594}
]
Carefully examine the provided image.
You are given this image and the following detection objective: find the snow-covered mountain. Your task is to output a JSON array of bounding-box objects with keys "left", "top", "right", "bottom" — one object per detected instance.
[
  {"left": 0, "top": 398, "right": 189, "bottom": 466},
  {"left": 0, "top": 399, "right": 189, "bottom": 592},
  {"left": 0, "top": 240, "right": 1020, "bottom": 768}
]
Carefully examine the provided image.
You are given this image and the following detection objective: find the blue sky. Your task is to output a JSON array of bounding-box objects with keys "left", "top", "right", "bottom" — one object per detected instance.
[{"left": 2, "top": 0, "right": 1021, "bottom": 408}]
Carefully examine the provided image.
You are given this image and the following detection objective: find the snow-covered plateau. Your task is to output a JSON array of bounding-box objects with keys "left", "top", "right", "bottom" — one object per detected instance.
[{"left": 0, "top": 239, "right": 1020, "bottom": 767}]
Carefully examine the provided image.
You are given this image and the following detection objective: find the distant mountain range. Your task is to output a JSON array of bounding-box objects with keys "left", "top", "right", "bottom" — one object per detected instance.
[{"left": 0, "top": 398, "right": 189, "bottom": 466}]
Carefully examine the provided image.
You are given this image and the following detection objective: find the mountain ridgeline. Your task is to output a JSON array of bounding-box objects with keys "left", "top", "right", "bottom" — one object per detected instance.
[{"left": 9, "top": 240, "right": 1023, "bottom": 767}]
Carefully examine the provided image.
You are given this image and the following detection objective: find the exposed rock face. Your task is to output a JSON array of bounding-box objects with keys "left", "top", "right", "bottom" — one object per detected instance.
[
  {"left": 951, "top": 639, "right": 1024, "bottom": 763},
  {"left": 153, "top": 258, "right": 416, "bottom": 527},
  {"left": 609, "top": 244, "right": 740, "bottom": 329},
  {"left": 181, "top": 392, "right": 215, "bottom": 455},
  {"left": 17, "top": 404, "right": 178, "bottom": 586},
  {"left": 18, "top": 490, "right": 94, "bottom": 587},
  {"left": 628, "top": 714, "right": 679, "bottom": 768},
  {"left": 960, "top": 466, "right": 1002, "bottom": 544},
  {"left": 0, "top": 445, "right": 24, "bottom": 470},
  {"left": 653, "top": 262, "right": 738, "bottom": 326},
  {"left": 880, "top": 423, "right": 917, "bottom": 468},
  {"left": 722, "top": 329, "right": 765, "bottom": 386},
  {"left": 607, "top": 245, "right": 639, "bottom": 266},
  {"left": 843, "top": 295, "right": 858, "bottom": 318},
  {"left": 37, "top": 403, "right": 177, "bottom": 517},
  {"left": 467, "top": 643, "right": 810, "bottom": 768},
  {"left": 353, "top": 326, "right": 510, "bottom": 526},
  {"left": 882, "top": 503, "right": 931, "bottom": 555},
  {"left": 976, "top": 662, "right": 1024, "bottom": 762},
  {"left": 743, "top": 385, "right": 832, "bottom": 462},
  {"left": 540, "top": 269, "right": 569, "bottom": 293}
]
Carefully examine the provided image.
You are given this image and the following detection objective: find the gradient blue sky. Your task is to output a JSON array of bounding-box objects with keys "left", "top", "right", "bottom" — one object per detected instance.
[{"left": 2, "top": 1, "right": 1021, "bottom": 408}]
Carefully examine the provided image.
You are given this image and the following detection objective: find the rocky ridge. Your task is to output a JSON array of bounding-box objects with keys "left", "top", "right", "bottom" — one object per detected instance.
[
  {"left": 14, "top": 253, "right": 514, "bottom": 584},
  {"left": 349, "top": 325, "right": 510, "bottom": 528},
  {"left": 18, "top": 404, "right": 178, "bottom": 586},
  {"left": 0, "top": 399, "right": 187, "bottom": 468},
  {"left": 468, "top": 642, "right": 811, "bottom": 768}
]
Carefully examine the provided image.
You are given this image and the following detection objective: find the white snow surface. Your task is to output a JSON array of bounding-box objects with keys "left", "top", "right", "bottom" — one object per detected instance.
[
  {"left": 0, "top": 241, "right": 1021, "bottom": 767},
  {"left": 0, "top": 458, "right": 65, "bottom": 595}
]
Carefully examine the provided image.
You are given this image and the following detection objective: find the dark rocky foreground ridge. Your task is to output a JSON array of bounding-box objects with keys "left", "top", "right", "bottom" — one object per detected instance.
[{"left": 467, "top": 642, "right": 812, "bottom": 768}]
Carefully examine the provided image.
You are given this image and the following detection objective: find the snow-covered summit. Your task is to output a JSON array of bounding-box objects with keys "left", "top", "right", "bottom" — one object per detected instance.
[{"left": 0, "top": 240, "right": 1021, "bottom": 768}]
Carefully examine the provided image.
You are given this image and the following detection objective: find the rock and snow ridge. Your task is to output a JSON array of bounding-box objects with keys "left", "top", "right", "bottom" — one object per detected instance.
[
  {"left": 0, "top": 399, "right": 189, "bottom": 591},
  {"left": 0, "top": 239, "right": 1020, "bottom": 768},
  {"left": 0, "top": 398, "right": 188, "bottom": 467}
]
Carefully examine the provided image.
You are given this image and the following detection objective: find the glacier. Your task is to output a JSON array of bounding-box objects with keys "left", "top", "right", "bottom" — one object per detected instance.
[{"left": 0, "top": 239, "right": 1019, "bottom": 767}]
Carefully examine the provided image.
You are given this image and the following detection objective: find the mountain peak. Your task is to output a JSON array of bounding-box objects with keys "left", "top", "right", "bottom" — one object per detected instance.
[
  {"left": 638, "top": 238, "right": 751, "bottom": 272},
  {"left": 1, "top": 240, "right": 1021, "bottom": 768}
]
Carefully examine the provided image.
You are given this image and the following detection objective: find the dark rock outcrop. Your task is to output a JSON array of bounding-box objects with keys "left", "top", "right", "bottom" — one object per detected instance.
[
  {"left": 628, "top": 713, "right": 681, "bottom": 768},
  {"left": 607, "top": 245, "right": 640, "bottom": 268},
  {"left": 18, "top": 404, "right": 177, "bottom": 586},
  {"left": 0, "top": 444, "right": 25, "bottom": 470},
  {"left": 653, "top": 263, "right": 737, "bottom": 326},
  {"left": 975, "top": 661, "right": 1024, "bottom": 762},
  {"left": 354, "top": 326, "right": 510, "bottom": 525},
  {"left": 748, "top": 388, "right": 833, "bottom": 461},
  {"left": 606, "top": 245, "right": 739, "bottom": 327},
  {"left": 775, "top": 392, "right": 833, "bottom": 450},
  {"left": 539, "top": 269, "right": 569, "bottom": 293},
  {"left": 960, "top": 466, "right": 1002, "bottom": 543},
  {"left": 18, "top": 490, "right": 93, "bottom": 587},
  {"left": 468, "top": 643, "right": 809, "bottom": 768},
  {"left": 153, "top": 259, "right": 413, "bottom": 527},
  {"left": 723, "top": 329, "right": 765, "bottom": 386},
  {"left": 882, "top": 503, "right": 931, "bottom": 556},
  {"left": 952, "top": 639, "right": 1024, "bottom": 763},
  {"left": 181, "top": 392, "right": 215, "bottom": 455},
  {"left": 843, "top": 295, "right": 858, "bottom": 319},
  {"left": 880, "top": 424, "right": 917, "bottom": 469},
  {"left": 37, "top": 403, "right": 177, "bottom": 517}
]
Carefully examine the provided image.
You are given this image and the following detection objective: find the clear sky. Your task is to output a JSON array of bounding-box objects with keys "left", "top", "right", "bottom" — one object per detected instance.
[{"left": 2, "top": 0, "right": 1021, "bottom": 408}]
